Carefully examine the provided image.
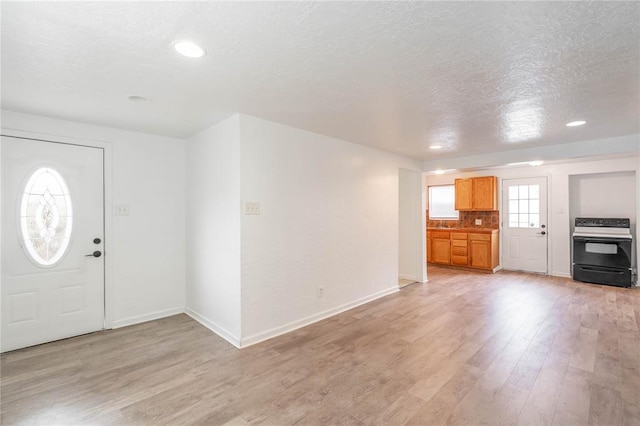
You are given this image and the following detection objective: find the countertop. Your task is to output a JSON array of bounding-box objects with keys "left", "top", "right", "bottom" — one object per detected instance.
[{"left": 427, "top": 227, "right": 499, "bottom": 233}]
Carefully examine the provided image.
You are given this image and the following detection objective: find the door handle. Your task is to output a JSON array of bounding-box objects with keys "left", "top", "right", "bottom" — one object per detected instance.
[
  {"left": 537, "top": 231, "right": 546, "bottom": 235},
  {"left": 85, "top": 251, "right": 102, "bottom": 258}
]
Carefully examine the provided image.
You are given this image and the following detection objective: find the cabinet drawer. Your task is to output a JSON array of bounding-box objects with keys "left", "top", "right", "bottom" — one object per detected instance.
[
  {"left": 451, "top": 255, "right": 468, "bottom": 265},
  {"left": 469, "top": 233, "right": 491, "bottom": 241},
  {"left": 451, "top": 232, "right": 467, "bottom": 240},
  {"left": 452, "top": 246, "right": 468, "bottom": 256},
  {"left": 430, "top": 231, "right": 450, "bottom": 239},
  {"left": 451, "top": 239, "right": 468, "bottom": 247}
]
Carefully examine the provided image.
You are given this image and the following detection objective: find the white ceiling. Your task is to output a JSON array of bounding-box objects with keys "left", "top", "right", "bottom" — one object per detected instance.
[{"left": 1, "top": 2, "right": 639, "bottom": 160}]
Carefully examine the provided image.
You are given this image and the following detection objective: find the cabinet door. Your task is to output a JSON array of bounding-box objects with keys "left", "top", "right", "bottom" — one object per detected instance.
[
  {"left": 432, "top": 238, "right": 451, "bottom": 264},
  {"left": 427, "top": 237, "right": 432, "bottom": 263},
  {"left": 455, "top": 179, "right": 473, "bottom": 210},
  {"left": 469, "top": 240, "right": 491, "bottom": 268},
  {"left": 473, "top": 176, "right": 497, "bottom": 211}
]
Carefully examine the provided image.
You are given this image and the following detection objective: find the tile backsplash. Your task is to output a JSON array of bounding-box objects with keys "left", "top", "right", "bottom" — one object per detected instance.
[{"left": 427, "top": 210, "right": 499, "bottom": 229}]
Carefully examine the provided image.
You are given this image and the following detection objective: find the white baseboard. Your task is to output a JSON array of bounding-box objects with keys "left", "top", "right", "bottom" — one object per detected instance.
[
  {"left": 492, "top": 265, "right": 503, "bottom": 273},
  {"left": 240, "top": 286, "right": 399, "bottom": 348},
  {"left": 111, "top": 306, "right": 185, "bottom": 329},
  {"left": 185, "top": 308, "right": 241, "bottom": 348},
  {"left": 550, "top": 271, "right": 572, "bottom": 278},
  {"left": 399, "top": 274, "right": 419, "bottom": 281}
]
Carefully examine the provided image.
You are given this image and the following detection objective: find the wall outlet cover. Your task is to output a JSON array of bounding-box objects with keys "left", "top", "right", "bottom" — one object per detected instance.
[
  {"left": 475, "top": 219, "right": 482, "bottom": 225},
  {"left": 244, "top": 202, "right": 261, "bottom": 215}
]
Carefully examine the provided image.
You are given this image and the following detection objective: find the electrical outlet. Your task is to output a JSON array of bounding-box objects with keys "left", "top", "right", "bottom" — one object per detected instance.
[
  {"left": 475, "top": 219, "right": 482, "bottom": 225},
  {"left": 317, "top": 286, "right": 324, "bottom": 298},
  {"left": 115, "top": 204, "right": 130, "bottom": 216},
  {"left": 244, "top": 202, "right": 261, "bottom": 215}
]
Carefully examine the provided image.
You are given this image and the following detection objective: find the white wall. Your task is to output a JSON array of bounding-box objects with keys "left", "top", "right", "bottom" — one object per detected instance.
[
  {"left": 569, "top": 171, "right": 636, "bottom": 227},
  {"left": 425, "top": 156, "right": 640, "bottom": 277},
  {"left": 238, "top": 114, "right": 422, "bottom": 345},
  {"left": 1, "top": 110, "right": 186, "bottom": 326},
  {"left": 185, "top": 115, "right": 242, "bottom": 345},
  {"left": 569, "top": 171, "right": 637, "bottom": 267},
  {"left": 399, "top": 168, "right": 425, "bottom": 282}
]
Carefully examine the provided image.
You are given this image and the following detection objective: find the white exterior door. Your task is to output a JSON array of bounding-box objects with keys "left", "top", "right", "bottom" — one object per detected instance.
[
  {"left": 502, "top": 177, "right": 548, "bottom": 273},
  {"left": 1, "top": 136, "right": 104, "bottom": 352}
]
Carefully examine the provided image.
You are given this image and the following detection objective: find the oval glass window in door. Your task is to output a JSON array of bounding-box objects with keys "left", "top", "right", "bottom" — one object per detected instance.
[{"left": 19, "top": 167, "right": 73, "bottom": 266}]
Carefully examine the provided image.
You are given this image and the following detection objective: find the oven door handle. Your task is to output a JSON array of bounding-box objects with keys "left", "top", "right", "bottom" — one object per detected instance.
[
  {"left": 576, "top": 266, "right": 626, "bottom": 275},
  {"left": 573, "top": 237, "right": 625, "bottom": 243}
]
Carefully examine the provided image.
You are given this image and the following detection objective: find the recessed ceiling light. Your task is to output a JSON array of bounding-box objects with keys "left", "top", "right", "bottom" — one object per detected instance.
[
  {"left": 173, "top": 40, "right": 207, "bottom": 58},
  {"left": 128, "top": 95, "right": 150, "bottom": 103},
  {"left": 434, "top": 170, "right": 445, "bottom": 175},
  {"left": 429, "top": 145, "right": 443, "bottom": 150},
  {"left": 566, "top": 120, "right": 586, "bottom": 127}
]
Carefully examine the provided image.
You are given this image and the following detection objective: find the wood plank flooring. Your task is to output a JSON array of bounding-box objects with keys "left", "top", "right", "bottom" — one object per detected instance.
[{"left": 2, "top": 267, "right": 639, "bottom": 425}]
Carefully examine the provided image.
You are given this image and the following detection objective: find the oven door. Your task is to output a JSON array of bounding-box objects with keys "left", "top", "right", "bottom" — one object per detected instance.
[{"left": 573, "top": 236, "right": 632, "bottom": 268}]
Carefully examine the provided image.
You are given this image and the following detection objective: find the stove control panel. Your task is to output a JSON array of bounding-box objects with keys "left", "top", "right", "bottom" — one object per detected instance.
[{"left": 575, "top": 217, "right": 630, "bottom": 228}]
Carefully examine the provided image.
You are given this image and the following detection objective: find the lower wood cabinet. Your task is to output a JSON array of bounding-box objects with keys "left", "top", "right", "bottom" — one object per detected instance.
[
  {"left": 427, "top": 229, "right": 499, "bottom": 272},
  {"left": 450, "top": 232, "right": 468, "bottom": 266},
  {"left": 428, "top": 230, "right": 451, "bottom": 265},
  {"left": 432, "top": 238, "right": 451, "bottom": 264},
  {"left": 469, "top": 240, "right": 491, "bottom": 268},
  {"left": 469, "top": 233, "right": 497, "bottom": 269}
]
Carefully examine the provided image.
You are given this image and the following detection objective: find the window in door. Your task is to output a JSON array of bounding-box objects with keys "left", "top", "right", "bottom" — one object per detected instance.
[
  {"left": 20, "top": 167, "right": 73, "bottom": 266},
  {"left": 508, "top": 184, "right": 540, "bottom": 228}
]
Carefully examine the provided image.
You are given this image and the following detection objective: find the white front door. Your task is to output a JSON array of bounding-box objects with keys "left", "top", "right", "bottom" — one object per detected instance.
[
  {"left": 1, "top": 136, "right": 105, "bottom": 352},
  {"left": 502, "top": 177, "right": 548, "bottom": 273}
]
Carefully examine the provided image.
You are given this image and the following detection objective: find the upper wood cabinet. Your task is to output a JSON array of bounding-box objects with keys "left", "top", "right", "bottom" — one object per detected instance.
[
  {"left": 454, "top": 176, "right": 498, "bottom": 211},
  {"left": 454, "top": 179, "right": 473, "bottom": 210}
]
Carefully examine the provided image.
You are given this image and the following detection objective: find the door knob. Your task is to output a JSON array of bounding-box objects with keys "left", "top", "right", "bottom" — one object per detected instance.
[
  {"left": 537, "top": 231, "right": 546, "bottom": 235},
  {"left": 85, "top": 251, "right": 102, "bottom": 258}
]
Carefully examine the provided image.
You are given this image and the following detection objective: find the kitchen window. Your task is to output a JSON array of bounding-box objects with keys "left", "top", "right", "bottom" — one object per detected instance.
[{"left": 428, "top": 185, "right": 459, "bottom": 220}]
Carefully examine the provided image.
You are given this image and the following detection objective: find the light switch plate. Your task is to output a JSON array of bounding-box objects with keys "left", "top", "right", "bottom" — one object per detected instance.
[
  {"left": 475, "top": 219, "right": 482, "bottom": 225},
  {"left": 244, "top": 202, "right": 261, "bottom": 215},
  {"left": 115, "top": 204, "right": 130, "bottom": 216}
]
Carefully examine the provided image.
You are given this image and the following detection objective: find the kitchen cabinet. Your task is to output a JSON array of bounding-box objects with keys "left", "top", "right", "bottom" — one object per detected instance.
[
  {"left": 430, "top": 230, "right": 450, "bottom": 265},
  {"left": 454, "top": 176, "right": 498, "bottom": 211},
  {"left": 427, "top": 228, "right": 499, "bottom": 272},
  {"left": 454, "top": 179, "right": 473, "bottom": 210},
  {"left": 469, "top": 233, "right": 499, "bottom": 270},
  {"left": 450, "top": 232, "right": 468, "bottom": 266}
]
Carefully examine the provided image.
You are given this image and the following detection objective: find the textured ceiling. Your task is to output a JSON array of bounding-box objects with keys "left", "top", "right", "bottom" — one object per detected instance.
[{"left": 1, "top": 2, "right": 639, "bottom": 160}]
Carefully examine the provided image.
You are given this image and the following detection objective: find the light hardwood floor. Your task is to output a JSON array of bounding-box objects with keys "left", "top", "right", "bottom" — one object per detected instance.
[{"left": 2, "top": 267, "right": 639, "bottom": 425}]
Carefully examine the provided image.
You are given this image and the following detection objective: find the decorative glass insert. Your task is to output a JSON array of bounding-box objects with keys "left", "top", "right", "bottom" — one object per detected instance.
[
  {"left": 20, "top": 168, "right": 73, "bottom": 266},
  {"left": 508, "top": 184, "right": 540, "bottom": 228}
]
